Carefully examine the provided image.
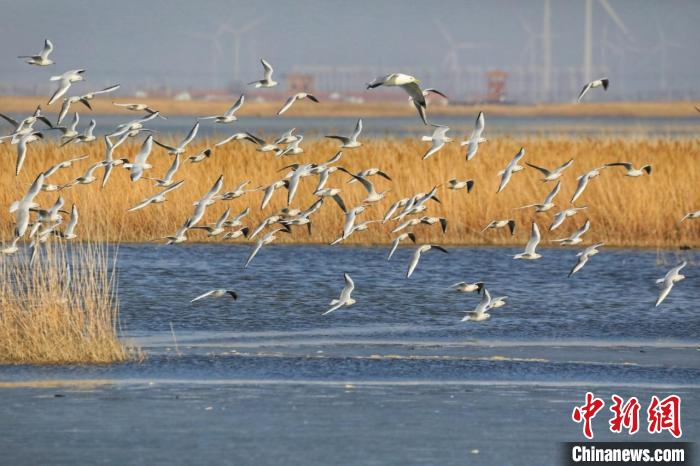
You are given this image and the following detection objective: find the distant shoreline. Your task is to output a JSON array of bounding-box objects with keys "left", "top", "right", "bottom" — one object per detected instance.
[{"left": 1, "top": 95, "right": 698, "bottom": 119}]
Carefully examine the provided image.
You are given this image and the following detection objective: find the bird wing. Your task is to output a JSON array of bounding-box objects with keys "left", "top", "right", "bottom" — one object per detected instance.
[
  {"left": 325, "top": 135, "right": 350, "bottom": 145},
  {"left": 524, "top": 223, "right": 541, "bottom": 254},
  {"left": 544, "top": 181, "right": 561, "bottom": 204},
  {"left": 577, "top": 83, "right": 592, "bottom": 102},
  {"left": 261, "top": 59, "right": 274, "bottom": 81},
  {"left": 497, "top": 168, "right": 513, "bottom": 193},
  {"left": 475, "top": 111, "right": 485, "bottom": 132},
  {"left": 135, "top": 135, "right": 153, "bottom": 166},
  {"left": 605, "top": 162, "right": 633, "bottom": 171},
  {"left": 655, "top": 282, "right": 673, "bottom": 307},
  {"left": 351, "top": 119, "right": 363, "bottom": 140},
  {"left": 180, "top": 122, "right": 199, "bottom": 148},
  {"left": 64, "top": 205, "right": 79, "bottom": 235},
  {"left": 93, "top": 84, "right": 121, "bottom": 95},
  {"left": 202, "top": 175, "right": 224, "bottom": 201},
  {"left": 244, "top": 241, "right": 264, "bottom": 268},
  {"left": 48, "top": 79, "right": 71, "bottom": 105},
  {"left": 340, "top": 273, "right": 355, "bottom": 300},
  {"left": 402, "top": 82, "right": 426, "bottom": 107},
  {"left": 277, "top": 95, "right": 297, "bottom": 115},
  {"left": 406, "top": 247, "right": 423, "bottom": 278},
  {"left": 526, "top": 162, "right": 552, "bottom": 177},
  {"left": 556, "top": 158, "right": 574, "bottom": 172},
  {"left": 226, "top": 94, "right": 245, "bottom": 116},
  {"left": 41, "top": 39, "right": 54, "bottom": 58},
  {"left": 191, "top": 290, "right": 215, "bottom": 302}
]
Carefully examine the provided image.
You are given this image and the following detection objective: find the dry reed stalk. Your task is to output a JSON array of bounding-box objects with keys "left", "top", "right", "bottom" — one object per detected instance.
[{"left": 0, "top": 241, "right": 135, "bottom": 364}]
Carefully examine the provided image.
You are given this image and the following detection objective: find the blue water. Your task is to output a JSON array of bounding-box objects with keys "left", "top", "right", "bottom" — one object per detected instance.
[
  {"left": 6, "top": 113, "right": 700, "bottom": 139},
  {"left": 1, "top": 245, "right": 698, "bottom": 465}
]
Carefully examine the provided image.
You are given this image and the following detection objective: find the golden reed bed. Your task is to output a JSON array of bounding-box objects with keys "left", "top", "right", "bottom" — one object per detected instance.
[
  {"left": 0, "top": 243, "right": 133, "bottom": 364},
  {"left": 1, "top": 95, "right": 699, "bottom": 118},
  {"left": 0, "top": 137, "right": 698, "bottom": 248}
]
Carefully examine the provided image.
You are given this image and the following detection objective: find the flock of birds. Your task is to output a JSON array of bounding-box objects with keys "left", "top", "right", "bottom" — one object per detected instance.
[{"left": 3, "top": 39, "right": 696, "bottom": 320}]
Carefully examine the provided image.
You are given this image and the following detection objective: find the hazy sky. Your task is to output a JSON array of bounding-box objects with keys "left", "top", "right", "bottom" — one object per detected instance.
[{"left": 1, "top": 1, "right": 698, "bottom": 98}]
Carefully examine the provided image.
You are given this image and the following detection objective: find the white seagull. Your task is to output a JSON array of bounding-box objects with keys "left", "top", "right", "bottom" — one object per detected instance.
[
  {"left": 245, "top": 228, "right": 286, "bottom": 268},
  {"left": 569, "top": 242, "right": 604, "bottom": 277},
  {"left": 127, "top": 180, "right": 184, "bottom": 212},
  {"left": 248, "top": 59, "right": 277, "bottom": 88},
  {"left": 516, "top": 180, "right": 561, "bottom": 213},
  {"left": 571, "top": 167, "right": 605, "bottom": 204},
  {"left": 421, "top": 125, "right": 452, "bottom": 160},
  {"left": 326, "top": 119, "right": 363, "bottom": 148},
  {"left": 406, "top": 244, "right": 448, "bottom": 278},
  {"left": 513, "top": 222, "right": 542, "bottom": 260},
  {"left": 366, "top": 73, "right": 428, "bottom": 123},
  {"left": 18, "top": 39, "right": 54, "bottom": 66},
  {"left": 497, "top": 147, "right": 526, "bottom": 193},
  {"left": 552, "top": 219, "right": 591, "bottom": 246},
  {"left": 191, "top": 289, "right": 238, "bottom": 303},
  {"left": 450, "top": 281, "right": 485, "bottom": 293},
  {"left": 387, "top": 232, "right": 417, "bottom": 260},
  {"left": 461, "top": 289, "right": 493, "bottom": 322},
  {"left": 461, "top": 112, "right": 487, "bottom": 161},
  {"left": 655, "top": 261, "right": 687, "bottom": 307},
  {"left": 446, "top": 179, "right": 475, "bottom": 193},
  {"left": 526, "top": 158, "right": 574, "bottom": 182},
  {"left": 550, "top": 206, "right": 587, "bottom": 231},
  {"left": 482, "top": 219, "right": 516, "bottom": 236},
  {"left": 125, "top": 135, "right": 154, "bottom": 181},
  {"left": 48, "top": 69, "right": 86, "bottom": 105},
  {"left": 154, "top": 121, "right": 199, "bottom": 155},
  {"left": 577, "top": 78, "right": 609, "bottom": 102},
  {"left": 198, "top": 94, "right": 245, "bottom": 123},
  {"left": 604, "top": 162, "right": 652, "bottom": 177},
  {"left": 323, "top": 273, "right": 356, "bottom": 315},
  {"left": 277, "top": 92, "right": 319, "bottom": 115},
  {"left": 10, "top": 173, "right": 44, "bottom": 238}
]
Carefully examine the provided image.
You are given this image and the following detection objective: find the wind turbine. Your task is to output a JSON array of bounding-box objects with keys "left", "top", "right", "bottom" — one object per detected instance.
[
  {"left": 187, "top": 20, "right": 235, "bottom": 89},
  {"left": 652, "top": 18, "right": 683, "bottom": 95},
  {"left": 583, "top": 0, "right": 631, "bottom": 82},
  {"left": 434, "top": 18, "right": 482, "bottom": 97},
  {"left": 221, "top": 16, "right": 265, "bottom": 85}
]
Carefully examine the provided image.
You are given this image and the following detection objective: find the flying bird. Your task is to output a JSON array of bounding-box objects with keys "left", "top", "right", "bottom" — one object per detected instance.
[
  {"left": 191, "top": 289, "right": 238, "bottom": 303},
  {"left": 154, "top": 122, "right": 199, "bottom": 155},
  {"left": 446, "top": 179, "right": 475, "bottom": 193},
  {"left": 323, "top": 273, "right": 357, "bottom": 315},
  {"left": 277, "top": 92, "right": 319, "bottom": 115},
  {"left": 127, "top": 180, "right": 184, "bottom": 212},
  {"left": 18, "top": 39, "right": 54, "bottom": 66},
  {"left": 326, "top": 119, "right": 363, "bottom": 148},
  {"left": 450, "top": 281, "right": 485, "bottom": 293},
  {"left": 497, "top": 147, "right": 526, "bottom": 193},
  {"left": 421, "top": 125, "right": 452, "bottom": 160},
  {"left": 406, "top": 244, "right": 448, "bottom": 278},
  {"left": 48, "top": 69, "right": 86, "bottom": 105},
  {"left": 569, "top": 242, "right": 604, "bottom": 277},
  {"left": 248, "top": 59, "right": 277, "bottom": 88},
  {"left": 461, "top": 289, "right": 493, "bottom": 322},
  {"left": 461, "top": 112, "right": 487, "bottom": 160},
  {"left": 482, "top": 219, "right": 516, "bottom": 236},
  {"left": 526, "top": 158, "right": 574, "bottom": 182},
  {"left": 577, "top": 78, "right": 609, "bottom": 102},
  {"left": 198, "top": 94, "right": 245, "bottom": 123},
  {"left": 655, "top": 261, "right": 687, "bottom": 307},
  {"left": 387, "top": 232, "right": 417, "bottom": 260},
  {"left": 604, "top": 162, "right": 652, "bottom": 177},
  {"left": 513, "top": 222, "right": 542, "bottom": 260}
]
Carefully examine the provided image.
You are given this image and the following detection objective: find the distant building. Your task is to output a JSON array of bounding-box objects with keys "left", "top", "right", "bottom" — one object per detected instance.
[{"left": 287, "top": 73, "right": 314, "bottom": 93}]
